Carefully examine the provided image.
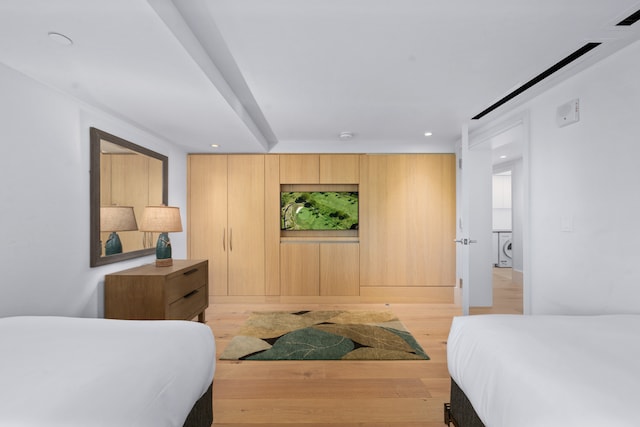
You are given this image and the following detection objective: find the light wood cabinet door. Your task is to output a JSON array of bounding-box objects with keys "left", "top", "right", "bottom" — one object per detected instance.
[
  {"left": 188, "top": 154, "right": 267, "bottom": 297},
  {"left": 279, "top": 154, "right": 319, "bottom": 183},
  {"left": 227, "top": 155, "right": 265, "bottom": 295},
  {"left": 188, "top": 155, "right": 228, "bottom": 296},
  {"left": 320, "top": 243, "right": 359, "bottom": 296},
  {"left": 360, "top": 154, "right": 456, "bottom": 287},
  {"left": 280, "top": 242, "right": 359, "bottom": 296},
  {"left": 280, "top": 243, "right": 320, "bottom": 296},
  {"left": 319, "top": 154, "right": 360, "bottom": 184}
]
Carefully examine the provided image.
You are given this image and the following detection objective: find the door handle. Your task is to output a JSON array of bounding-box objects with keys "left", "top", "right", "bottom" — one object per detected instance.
[
  {"left": 229, "top": 228, "right": 233, "bottom": 251},
  {"left": 453, "top": 238, "right": 478, "bottom": 245}
]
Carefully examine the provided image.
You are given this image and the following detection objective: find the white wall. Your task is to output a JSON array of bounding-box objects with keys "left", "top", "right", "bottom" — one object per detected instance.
[
  {"left": 0, "top": 63, "right": 188, "bottom": 318},
  {"left": 510, "top": 160, "right": 524, "bottom": 274},
  {"left": 488, "top": 40, "right": 640, "bottom": 314}
]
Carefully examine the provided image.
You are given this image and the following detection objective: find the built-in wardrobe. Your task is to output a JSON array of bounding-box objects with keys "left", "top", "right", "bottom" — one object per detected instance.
[{"left": 187, "top": 153, "right": 456, "bottom": 303}]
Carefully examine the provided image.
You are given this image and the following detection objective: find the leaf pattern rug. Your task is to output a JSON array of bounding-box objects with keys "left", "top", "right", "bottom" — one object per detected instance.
[{"left": 219, "top": 310, "right": 429, "bottom": 360}]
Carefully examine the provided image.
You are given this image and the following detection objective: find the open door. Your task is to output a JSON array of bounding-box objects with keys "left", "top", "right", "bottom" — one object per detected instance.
[{"left": 457, "top": 124, "right": 494, "bottom": 315}]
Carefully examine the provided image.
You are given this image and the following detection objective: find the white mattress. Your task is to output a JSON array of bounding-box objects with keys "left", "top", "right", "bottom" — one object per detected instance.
[
  {"left": 448, "top": 314, "right": 640, "bottom": 427},
  {"left": 0, "top": 316, "right": 215, "bottom": 427}
]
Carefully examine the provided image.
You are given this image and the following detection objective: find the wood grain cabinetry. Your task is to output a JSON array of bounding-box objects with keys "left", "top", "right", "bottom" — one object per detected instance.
[
  {"left": 280, "top": 243, "right": 319, "bottom": 296},
  {"left": 227, "top": 155, "right": 266, "bottom": 295},
  {"left": 280, "top": 154, "right": 360, "bottom": 184},
  {"left": 320, "top": 243, "right": 359, "bottom": 296},
  {"left": 186, "top": 153, "right": 456, "bottom": 302},
  {"left": 359, "top": 154, "right": 456, "bottom": 288},
  {"left": 188, "top": 155, "right": 265, "bottom": 296},
  {"left": 104, "top": 259, "right": 208, "bottom": 322},
  {"left": 279, "top": 154, "right": 320, "bottom": 184},
  {"left": 280, "top": 242, "right": 359, "bottom": 296},
  {"left": 319, "top": 154, "right": 359, "bottom": 183}
]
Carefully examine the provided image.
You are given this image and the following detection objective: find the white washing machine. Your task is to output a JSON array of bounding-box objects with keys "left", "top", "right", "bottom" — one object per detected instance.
[{"left": 497, "top": 231, "right": 513, "bottom": 268}]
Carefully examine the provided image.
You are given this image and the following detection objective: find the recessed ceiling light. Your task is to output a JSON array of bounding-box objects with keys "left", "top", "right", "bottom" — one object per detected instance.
[
  {"left": 424, "top": 132, "right": 433, "bottom": 137},
  {"left": 211, "top": 144, "right": 220, "bottom": 148},
  {"left": 499, "top": 155, "right": 507, "bottom": 159},
  {"left": 48, "top": 32, "right": 73, "bottom": 46}
]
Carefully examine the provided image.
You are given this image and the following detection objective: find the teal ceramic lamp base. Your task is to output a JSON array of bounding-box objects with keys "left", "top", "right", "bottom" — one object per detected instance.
[
  {"left": 139, "top": 206, "right": 182, "bottom": 267},
  {"left": 155, "top": 232, "right": 173, "bottom": 267},
  {"left": 105, "top": 232, "right": 122, "bottom": 255}
]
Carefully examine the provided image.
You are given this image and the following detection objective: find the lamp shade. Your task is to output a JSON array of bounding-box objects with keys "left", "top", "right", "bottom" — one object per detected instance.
[
  {"left": 138, "top": 206, "right": 183, "bottom": 233},
  {"left": 100, "top": 206, "right": 138, "bottom": 232}
]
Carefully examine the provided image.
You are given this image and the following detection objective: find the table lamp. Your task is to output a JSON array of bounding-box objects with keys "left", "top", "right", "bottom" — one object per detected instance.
[
  {"left": 138, "top": 206, "right": 183, "bottom": 266},
  {"left": 100, "top": 206, "right": 138, "bottom": 255}
]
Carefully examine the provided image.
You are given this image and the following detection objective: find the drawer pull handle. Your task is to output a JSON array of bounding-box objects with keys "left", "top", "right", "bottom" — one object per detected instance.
[
  {"left": 183, "top": 268, "right": 199, "bottom": 276},
  {"left": 183, "top": 290, "right": 199, "bottom": 299}
]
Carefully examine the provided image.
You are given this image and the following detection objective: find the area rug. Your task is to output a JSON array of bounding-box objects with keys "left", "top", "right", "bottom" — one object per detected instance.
[{"left": 219, "top": 310, "right": 429, "bottom": 360}]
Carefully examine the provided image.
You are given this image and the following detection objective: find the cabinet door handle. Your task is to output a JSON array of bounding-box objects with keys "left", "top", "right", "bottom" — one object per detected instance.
[
  {"left": 222, "top": 228, "right": 226, "bottom": 251},
  {"left": 230, "top": 228, "right": 233, "bottom": 251},
  {"left": 183, "top": 289, "right": 199, "bottom": 299},
  {"left": 183, "top": 268, "right": 198, "bottom": 276}
]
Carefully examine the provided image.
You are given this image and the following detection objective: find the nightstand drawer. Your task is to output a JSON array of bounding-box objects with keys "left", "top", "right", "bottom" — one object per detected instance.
[
  {"left": 166, "top": 264, "right": 207, "bottom": 304},
  {"left": 167, "top": 285, "right": 207, "bottom": 320},
  {"left": 105, "top": 259, "right": 209, "bottom": 323}
]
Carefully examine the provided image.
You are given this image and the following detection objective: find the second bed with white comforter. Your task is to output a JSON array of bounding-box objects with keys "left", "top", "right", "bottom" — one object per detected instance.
[{"left": 447, "top": 314, "right": 640, "bottom": 427}]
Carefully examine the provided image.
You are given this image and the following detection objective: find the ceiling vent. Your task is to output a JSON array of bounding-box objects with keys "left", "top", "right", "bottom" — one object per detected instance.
[
  {"left": 472, "top": 42, "right": 601, "bottom": 120},
  {"left": 617, "top": 9, "right": 640, "bottom": 26}
]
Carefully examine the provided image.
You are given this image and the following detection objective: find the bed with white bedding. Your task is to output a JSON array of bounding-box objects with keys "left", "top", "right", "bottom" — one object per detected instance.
[
  {"left": 444, "top": 314, "right": 640, "bottom": 427},
  {"left": 0, "top": 316, "right": 216, "bottom": 427}
]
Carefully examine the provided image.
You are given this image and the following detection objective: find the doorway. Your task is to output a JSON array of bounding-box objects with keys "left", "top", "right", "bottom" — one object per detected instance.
[{"left": 460, "top": 113, "right": 529, "bottom": 315}]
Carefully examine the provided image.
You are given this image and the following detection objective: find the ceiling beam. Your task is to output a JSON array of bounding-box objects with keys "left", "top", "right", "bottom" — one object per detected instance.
[{"left": 147, "top": 0, "right": 277, "bottom": 151}]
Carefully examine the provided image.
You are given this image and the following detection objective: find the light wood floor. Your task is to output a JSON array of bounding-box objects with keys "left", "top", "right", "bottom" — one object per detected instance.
[
  {"left": 470, "top": 267, "right": 523, "bottom": 315},
  {"left": 205, "top": 268, "right": 522, "bottom": 426}
]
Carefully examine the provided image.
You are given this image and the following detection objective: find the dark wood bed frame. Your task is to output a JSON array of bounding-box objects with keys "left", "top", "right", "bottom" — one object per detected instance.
[
  {"left": 444, "top": 379, "right": 486, "bottom": 427},
  {"left": 183, "top": 382, "right": 213, "bottom": 427}
]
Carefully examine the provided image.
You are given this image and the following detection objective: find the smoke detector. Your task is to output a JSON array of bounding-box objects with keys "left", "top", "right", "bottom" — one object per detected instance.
[
  {"left": 338, "top": 131, "right": 354, "bottom": 141},
  {"left": 48, "top": 31, "right": 73, "bottom": 46}
]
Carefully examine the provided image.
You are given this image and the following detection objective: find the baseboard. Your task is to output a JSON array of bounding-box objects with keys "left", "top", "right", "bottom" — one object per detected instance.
[
  {"left": 359, "top": 286, "right": 455, "bottom": 303},
  {"left": 210, "top": 286, "right": 455, "bottom": 304}
]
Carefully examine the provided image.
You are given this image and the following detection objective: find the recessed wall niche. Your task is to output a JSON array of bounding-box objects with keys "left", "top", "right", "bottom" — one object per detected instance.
[{"left": 279, "top": 184, "right": 359, "bottom": 240}]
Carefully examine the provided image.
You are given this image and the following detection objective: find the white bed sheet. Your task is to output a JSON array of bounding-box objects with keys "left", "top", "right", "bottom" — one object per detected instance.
[
  {"left": 0, "top": 316, "right": 215, "bottom": 427},
  {"left": 448, "top": 314, "right": 640, "bottom": 427}
]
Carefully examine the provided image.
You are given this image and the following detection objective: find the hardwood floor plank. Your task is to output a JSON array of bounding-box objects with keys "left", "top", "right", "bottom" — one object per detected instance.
[
  {"left": 214, "top": 378, "right": 430, "bottom": 399},
  {"left": 214, "top": 398, "right": 430, "bottom": 424},
  {"left": 213, "top": 361, "right": 450, "bottom": 380},
  {"left": 207, "top": 270, "right": 522, "bottom": 425}
]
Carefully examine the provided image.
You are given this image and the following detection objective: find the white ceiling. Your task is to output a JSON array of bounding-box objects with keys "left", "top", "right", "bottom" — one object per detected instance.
[{"left": 1, "top": 0, "right": 640, "bottom": 156}]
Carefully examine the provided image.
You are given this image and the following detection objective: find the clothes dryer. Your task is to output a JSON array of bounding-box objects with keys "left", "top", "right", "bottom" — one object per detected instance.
[{"left": 497, "top": 232, "right": 512, "bottom": 268}]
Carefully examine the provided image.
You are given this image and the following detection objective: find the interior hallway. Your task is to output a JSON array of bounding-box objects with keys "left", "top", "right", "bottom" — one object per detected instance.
[{"left": 470, "top": 267, "right": 523, "bottom": 315}]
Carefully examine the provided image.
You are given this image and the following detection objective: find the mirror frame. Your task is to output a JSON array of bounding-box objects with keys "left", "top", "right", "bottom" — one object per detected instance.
[{"left": 90, "top": 127, "right": 168, "bottom": 267}]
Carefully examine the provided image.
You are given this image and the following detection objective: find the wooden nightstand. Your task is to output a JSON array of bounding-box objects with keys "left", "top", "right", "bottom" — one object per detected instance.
[{"left": 104, "top": 259, "right": 209, "bottom": 323}]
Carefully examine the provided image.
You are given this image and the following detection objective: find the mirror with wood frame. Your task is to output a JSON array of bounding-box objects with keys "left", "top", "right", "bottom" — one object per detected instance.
[{"left": 90, "top": 127, "right": 168, "bottom": 267}]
